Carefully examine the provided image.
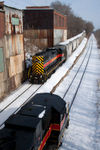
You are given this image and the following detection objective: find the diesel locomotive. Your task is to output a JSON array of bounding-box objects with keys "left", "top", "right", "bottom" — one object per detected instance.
[
  {"left": 0, "top": 93, "right": 69, "bottom": 150},
  {"left": 27, "top": 47, "right": 67, "bottom": 83},
  {"left": 26, "top": 31, "right": 86, "bottom": 83}
]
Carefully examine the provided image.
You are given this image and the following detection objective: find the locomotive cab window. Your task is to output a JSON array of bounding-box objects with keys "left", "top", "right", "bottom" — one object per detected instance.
[
  {"left": 52, "top": 50, "right": 55, "bottom": 54},
  {"left": 51, "top": 50, "right": 57, "bottom": 55}
]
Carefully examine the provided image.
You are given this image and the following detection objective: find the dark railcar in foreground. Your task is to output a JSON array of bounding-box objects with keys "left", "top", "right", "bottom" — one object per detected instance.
[{"left": 0, "top": 93, "right": 69, "bottom": 150}]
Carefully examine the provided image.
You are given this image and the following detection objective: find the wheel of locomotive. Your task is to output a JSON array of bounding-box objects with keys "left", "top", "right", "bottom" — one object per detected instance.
[
  {"left": 65, "top": 119, "right": 69, "bottom": 128},
  {"left": 48, "top": 145, "right": 58, "bottom": 150},
  {"left": 58, "top": 141, "right": 62, "bottom": 147},
  {"left": 39, "top": 74, "right": 46, "bottom": 84},
  {"left": 28, "top": 67, "right": 33, "bottom": 82},
  {"left": 44, "top": 72, "right": 48, "bottom": 83}
]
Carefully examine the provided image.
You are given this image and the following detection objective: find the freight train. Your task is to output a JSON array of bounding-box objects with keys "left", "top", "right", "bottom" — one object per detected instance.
[
  {"left": 0, "top": 93, "right": 69, "bottom": 150},
  {"left": 26, "top": 31, "right": 86, "bottom": 83}
]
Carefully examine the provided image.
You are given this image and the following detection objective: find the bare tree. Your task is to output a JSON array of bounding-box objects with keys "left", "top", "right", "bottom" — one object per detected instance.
[
  {"left": 94, "top": 29, "right": 100, "bottom": 48},
  {"left": 51, "top": 1, "right": 94, "bottom": 38},
  {"left": 85, "top": 22, "right": 94, "bottom": 36},
  {"left": 51, "top": 1, "right": 72, "bottom": 16}
]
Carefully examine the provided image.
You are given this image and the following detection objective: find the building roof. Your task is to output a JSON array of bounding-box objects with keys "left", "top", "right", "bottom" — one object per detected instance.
[
  {"left": 26, "top": 6, "right": 51, "bottom": 9},
  {"left": 0, "top": 1, "right": 22, "bottom": 10}
]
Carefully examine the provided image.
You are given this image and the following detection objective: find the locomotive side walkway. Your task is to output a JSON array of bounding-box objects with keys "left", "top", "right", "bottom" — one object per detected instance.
[{"left": 56, "top": 35, "right": 100, "bottom": 150}]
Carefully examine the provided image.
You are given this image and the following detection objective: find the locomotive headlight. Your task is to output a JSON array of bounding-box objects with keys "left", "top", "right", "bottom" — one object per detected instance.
[
  {"left": 30, "top": 75, "right": 32, "bottom": 78},
  {"left": 40, "top": 75, "right": 42, "bottom": 78}
]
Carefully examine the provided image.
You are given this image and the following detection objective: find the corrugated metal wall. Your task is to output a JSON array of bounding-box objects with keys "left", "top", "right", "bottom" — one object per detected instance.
[
  {"left": 0, "top": 5, "right": 24, "bottom": 101},
  {"left": 0, "top": 10, "right": 5, "bottom": 100},
  {"left": 4, "top": 6, "right": 24, "bottom": 92},
  {"left": 23, "top": 9, "right": 53, "bottom": 30},
  {"left": 24, "top": 29, "right": 53, "bottom": 55},
  {"left": 0, "top": 10, "right": 5, "bottom": 38}
]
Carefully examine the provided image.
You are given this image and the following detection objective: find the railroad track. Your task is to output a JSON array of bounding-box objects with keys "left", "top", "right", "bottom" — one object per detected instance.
[
  {"left": 0, "top": 83, "right": 43, "bottom": 127},
  {"left": 0, "top": 82, "right": 32, "bottom": 113},
  {"left": 48, "top": 37, "right": 93, "bottom": 150},
  {"left": 0, "top": 39, "right": 87, "bottom": 128},
  {"left": 63, "top": 38, "right": 93, "bottom": 111},
  {"left": 0, "top": 37, "right": 93, "bottom": 150}
]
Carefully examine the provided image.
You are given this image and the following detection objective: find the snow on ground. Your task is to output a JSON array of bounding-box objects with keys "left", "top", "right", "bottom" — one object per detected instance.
[
  {"left": 0, "top": 37, "right": 87, "bottom": 127},
  {"left": 36, "top": 38, "right": 87, "bottom": 94},
  {"left": 0, "top": 81, "right": 31, "bottom": 111},
  {"left": 0, "top": 84, "right": 41, "bottom": 127},
  {"left": 56, "top": 35, "right": 100, "bottom": 150},
  {"left": 0, "top": 34, "right": 100, "bottom": 149}
]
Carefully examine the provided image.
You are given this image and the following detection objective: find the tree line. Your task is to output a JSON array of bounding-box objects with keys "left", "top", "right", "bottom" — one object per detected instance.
[
  {"left": 94, "top": 30, "right": 100, "bottom": 48},
  {"left": 51, "top": 1, "right": 94, "bottom": 38}
]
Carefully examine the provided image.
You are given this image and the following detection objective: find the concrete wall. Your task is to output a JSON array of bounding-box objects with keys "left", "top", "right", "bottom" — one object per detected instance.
[{"left": 54, "top": 29, "right": 67, "bottom": 45}]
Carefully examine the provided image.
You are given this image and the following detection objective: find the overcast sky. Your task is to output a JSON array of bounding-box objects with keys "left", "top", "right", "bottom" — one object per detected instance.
[{"left": 0, "top": 0, "right": 100, "bottom": 30}]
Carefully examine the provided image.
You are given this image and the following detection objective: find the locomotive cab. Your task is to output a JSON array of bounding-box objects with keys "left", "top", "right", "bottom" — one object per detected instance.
[{"left": 55, "top": 45, "right": 67, "bottom": 60}]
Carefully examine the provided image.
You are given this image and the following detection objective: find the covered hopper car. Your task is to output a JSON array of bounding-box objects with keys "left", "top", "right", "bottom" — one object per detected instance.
[{"left": 0, "top": 93, "right": 69, "bottom": 150}]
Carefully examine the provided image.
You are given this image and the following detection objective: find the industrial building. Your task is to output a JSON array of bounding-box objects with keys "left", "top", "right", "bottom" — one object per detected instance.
[
  {"left": 23, "top": 6, "right": 67, "bottom": 55},
  {"left": 0, "top": 2, "right": 24, "bottom": 100},
  {"left": 0, "top": 4, "right": 67, "bottom": 100}
]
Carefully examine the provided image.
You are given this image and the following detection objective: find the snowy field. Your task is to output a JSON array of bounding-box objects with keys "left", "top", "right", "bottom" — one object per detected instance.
[{"left": 57, "top": 35, "right": 100, "bottom": 150}]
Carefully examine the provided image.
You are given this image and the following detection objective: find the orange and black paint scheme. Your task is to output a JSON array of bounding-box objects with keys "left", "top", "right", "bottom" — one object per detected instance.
[
  {"left": 28, "top": 47, "right": 67, "bottom": 83},
  {"left": 0, "top": 93, "right": 69, "bottom": 150}
]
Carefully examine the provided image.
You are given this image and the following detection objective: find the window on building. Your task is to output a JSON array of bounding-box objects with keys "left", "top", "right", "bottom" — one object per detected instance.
[
  {"left": 11, "top": 17, "right": 19, "bottom": 34},
  {"left": 59, "top": 16, "right": 61, "bottom": 27}
]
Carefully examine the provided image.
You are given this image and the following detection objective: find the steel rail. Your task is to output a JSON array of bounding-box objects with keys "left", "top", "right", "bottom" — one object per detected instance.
[{"left": 63, "top": 38, "right": 93, "bottom": 111}]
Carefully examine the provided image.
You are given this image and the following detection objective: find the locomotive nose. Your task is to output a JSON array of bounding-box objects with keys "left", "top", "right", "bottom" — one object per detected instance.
[{"left": 31, "top": 56, "right": 44, "bottom": 83}]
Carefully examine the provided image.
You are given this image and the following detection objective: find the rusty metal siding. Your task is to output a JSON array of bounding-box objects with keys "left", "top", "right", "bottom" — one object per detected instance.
[
  {"left": 23, "top": 9, "right": 54, "bottom": 53},
  {"left": 0, "top": 11, "right": 5, "bottom": 39},
  {"left": 54, "top": 11, "right": 67, "bottom": 29},
  {"left": 23, "top": 8, "right": 67, "bottom": 52},
  {"left": 47, "top": 29, "right": 53, "bottom": 47},
  {"left": 24, "top": 29, "right": 53, "bottom": 55},
  {"left": 23, "top": 9, "right": 53, "bottom": 30},
  {"left": 4, "top": 6, "right": 24, "bottom": 78},
  {"left": 0, "top": 4, "right": 24, "bottom": 101},
  {"left": 4, "top": 6, "right": 23, "bottom": 35},
  {"left": 5, "top": 34, "right": 24, "bottom": 57},
  {"left": 4, "top": 6, "right": 24, "bottom": 58},
  {"left": 9, "top": 54, "right": 24, "bottom": 78}
]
